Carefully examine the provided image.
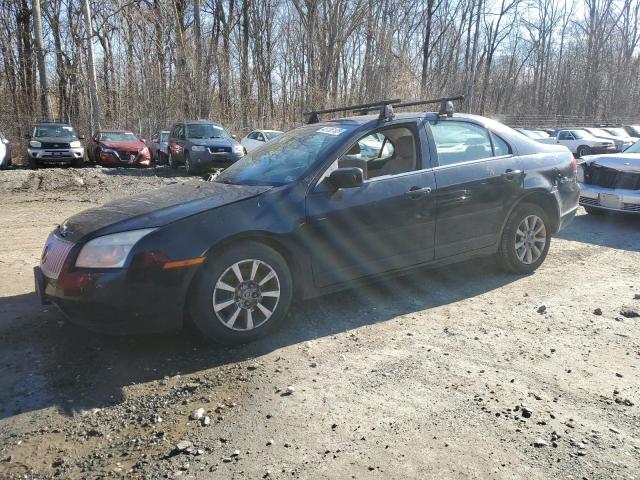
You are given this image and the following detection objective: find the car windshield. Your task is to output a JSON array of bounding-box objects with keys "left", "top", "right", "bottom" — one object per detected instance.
[
  {"left": 186, "top": 124, "right": 227, "bottom": 139},
  {"left": 624, "top": 141, "right": 640, "bottom": 153},
  {"left": 216, "top": 124, "right": 355, "bottom": 186},
  {"left": 606, "top": 128, "right": 628, "bottom": 137},
  {"left": 101, "top": 132, "right": 138, "bottom": 142},
  {"left": 586, "top": 128, "right": 611, "bottom": 137},
  {"left": 34, "top": 125, "right": 78, "bottom": 139},
  {"left": 160, "top": 132, "right": 169, "bottom": 142},
  {"left": 571, "top": 130, "right": 588, "bottom": 139},
  {"left": 264, "top": 131, "right": 283, "bottom": 140}
]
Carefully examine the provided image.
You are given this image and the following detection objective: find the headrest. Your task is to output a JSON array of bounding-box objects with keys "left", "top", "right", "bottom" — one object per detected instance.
[{"left": 395, "top": 136, "right": 414, "bottom": 157}]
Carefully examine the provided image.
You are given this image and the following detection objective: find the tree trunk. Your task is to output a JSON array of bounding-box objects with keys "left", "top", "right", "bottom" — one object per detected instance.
[{"left": 82, "top": 0, "right": 101, "bottom": 131}]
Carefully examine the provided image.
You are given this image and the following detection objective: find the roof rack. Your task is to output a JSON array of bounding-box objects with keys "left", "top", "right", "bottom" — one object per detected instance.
[
  {"left": 304, "top": 99, "right": 401, "bottom": 124},
  {"left": 331, "top": 95, "right": 466, "bottom": 118}
]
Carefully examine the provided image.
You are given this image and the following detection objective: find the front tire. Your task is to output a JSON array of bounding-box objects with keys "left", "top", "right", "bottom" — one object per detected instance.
[
  {"left": 188, "top": 241, "right": 293, "bottom": 344},
  {"left": 184, "top": 152, "right": 198, "bottom": 175},
  {"left": 27, "top": 156, "right": 39, "bottom": 169},
  {"left": 576, "top": 145, "right": 591, "bottom": 158},
  {"left": 499, "top": 203, "right": 551, "bottom": 274},
  {"left": 168, "top": 151, "right": 177, "bottom": 169}
]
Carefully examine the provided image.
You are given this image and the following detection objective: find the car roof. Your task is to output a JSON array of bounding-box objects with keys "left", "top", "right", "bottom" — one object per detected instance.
[
  {"left": 35, "top": 122, "right": 73, "bottom": 127},
  {"left": 98, "top": 129, "right": 134, "bottom": 133},
  {"left": 179, "top": 120, "right": 223, "bottom": 125}
]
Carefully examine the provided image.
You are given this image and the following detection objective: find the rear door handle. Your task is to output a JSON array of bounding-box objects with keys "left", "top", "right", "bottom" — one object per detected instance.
[
  {"left": 405, "top": 186, "right": 432, "bottom": 199},
  {"left": 501, "top": 169, "right": 522, "bottom": 180}
]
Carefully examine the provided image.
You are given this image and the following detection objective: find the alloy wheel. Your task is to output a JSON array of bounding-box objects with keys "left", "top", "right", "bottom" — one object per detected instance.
[
  {"left": 514, "top": 214, "right": 546, "bottom": 265},
  {"left": 212, "top": 259, "right": 281, "bottom": 331}
]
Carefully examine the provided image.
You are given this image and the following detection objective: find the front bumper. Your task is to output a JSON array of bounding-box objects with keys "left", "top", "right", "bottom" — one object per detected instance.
[
  {"left": 98, "top": 149, "right": 152, "bottom": 167},
  {"left": 28, "top": 147, "right": 84, "bottom": 163},
  {"left": 190, "top": 150, "right": 244, "bottom": 168},
  {"left": 578, "top": 182, "right": 640, "bottom": 213},
  {"left": 590, "top": 146, "right": 618, "bottom": 154},
  {"left": 34, "top": 260, "right": 197, "bottom": 335}
]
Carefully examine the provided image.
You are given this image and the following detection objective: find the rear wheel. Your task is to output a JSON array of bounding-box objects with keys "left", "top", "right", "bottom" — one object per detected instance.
[
  {"left": 188, "top": 241, "right": 293, "bottom": 344},
  {"left": 499, "top": 203, "right": 551, "bottom": 274}
]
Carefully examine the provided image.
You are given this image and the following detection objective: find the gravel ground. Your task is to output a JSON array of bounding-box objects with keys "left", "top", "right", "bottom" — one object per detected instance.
[{"left": 0, "top": 166, "right": 639, "bottom": 479}]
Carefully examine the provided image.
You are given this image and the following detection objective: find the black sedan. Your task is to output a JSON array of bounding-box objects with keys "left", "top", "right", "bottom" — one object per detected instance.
[{"left": 35, "top": 108, "right": 579, "bottom": 344}]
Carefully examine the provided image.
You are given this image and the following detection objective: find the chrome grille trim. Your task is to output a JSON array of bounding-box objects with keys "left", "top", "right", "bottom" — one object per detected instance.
[{"left": 40, "top": 233, "right": 75, "bottom": 279}]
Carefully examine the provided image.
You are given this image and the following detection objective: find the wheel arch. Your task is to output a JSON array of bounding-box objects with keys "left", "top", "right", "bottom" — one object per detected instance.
[{"left": 500, "top": 189, "right": 561, "bottom": 239}]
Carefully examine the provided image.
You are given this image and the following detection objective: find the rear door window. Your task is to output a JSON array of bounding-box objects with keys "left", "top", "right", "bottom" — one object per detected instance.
[{"left": 428, "top": 121, "right": 494, "bottom": 166}]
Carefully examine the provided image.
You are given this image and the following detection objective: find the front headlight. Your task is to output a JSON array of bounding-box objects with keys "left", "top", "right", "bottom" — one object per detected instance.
[
  {"left": 191, "top": 145, "right": 206, "bottom": 152},
  {"left": 69, "top": 140, "right": 82, "bottom": 148},
  {"left": 232, "top": 144, "right": 244, "bottom": 155},
  {"left": 576, "top": 164, "right": 585, "bottom": 183},
  {"left": 75, "top": 228, "right": 156, "bottom": 268},
  {"left": 30, "top": 140, "right": 42, "bottom": 148}
]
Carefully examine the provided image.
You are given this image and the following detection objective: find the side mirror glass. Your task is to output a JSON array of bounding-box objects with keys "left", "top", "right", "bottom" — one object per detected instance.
[{"left": 329, "top": 167, "right": 364, "bottom": 189}]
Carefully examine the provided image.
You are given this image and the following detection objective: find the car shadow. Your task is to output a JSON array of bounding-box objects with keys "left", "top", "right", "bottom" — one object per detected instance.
[
  {"left": 557, "top": 210, "right": 640, "bottom": 252},
  {"left": 0, "top": 258, "right": 518, "bottom": 420}
]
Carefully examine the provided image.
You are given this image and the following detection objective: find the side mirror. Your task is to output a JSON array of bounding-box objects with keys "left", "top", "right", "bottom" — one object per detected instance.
[
  {"left": 139, "top": 137, "right": 146, "bottom": 143},
  {"left": 78, "top": 135, "right": 85, "bottom": 140},
  {"left": 231, "top": 134, "right": 238, "bottom": 140},
  {"left": 24, "top": 133, "right": 31, "bottom": 139},
  {"left": 329, "top": 167, "right": 364, "bottom": 189}
]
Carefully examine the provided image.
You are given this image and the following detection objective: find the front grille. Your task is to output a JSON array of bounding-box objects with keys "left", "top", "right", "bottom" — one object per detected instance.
[
  {"left": 117, "top": 151, "right": 137, "bottom": 161},
  {"left": 579, "top": 196, "right": 599, "bottom": 206},
  {"left": 40, "top": 233, "right": 74, "bottom": 279},
  {"left": 623, "top": 203, "right": 640, "bottom": 212},
  {"left": 208, "top": 146, "right": 231, "bottom": 154},
  {"left": 584, "top": 165, "right": 640, "bottom": 190},
  {"left": 40, "top": 142, "right": 70, "bottom": 149}
]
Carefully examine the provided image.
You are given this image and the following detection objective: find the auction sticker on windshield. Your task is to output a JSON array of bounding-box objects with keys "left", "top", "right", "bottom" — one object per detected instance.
[{"left": 317, "top": 127, "right": 346, "bottom": 136}]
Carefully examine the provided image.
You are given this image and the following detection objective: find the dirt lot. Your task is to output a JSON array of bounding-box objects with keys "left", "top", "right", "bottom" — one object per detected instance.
[{"left": 0, "top": 166, "right": 639, "bottom": 479}]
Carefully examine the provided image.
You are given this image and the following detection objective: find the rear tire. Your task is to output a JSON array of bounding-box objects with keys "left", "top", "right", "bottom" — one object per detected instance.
[
  {"left": 498, "top": 203, "right": 551, "bottom": 274},
  {"left": 188, "top": 241, "right": 293, "bottom": 344}
]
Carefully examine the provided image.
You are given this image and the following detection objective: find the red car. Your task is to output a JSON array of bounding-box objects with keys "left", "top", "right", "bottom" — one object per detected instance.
[{"left": 87, "top": 130, "right": 152, "bottom": 167}]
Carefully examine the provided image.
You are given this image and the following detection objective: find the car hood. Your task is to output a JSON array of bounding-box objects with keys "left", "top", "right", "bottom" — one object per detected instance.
[
  {"left": 59, "top": 181, "right": 271, "bottom": 242},
  {"left": 582, "top": 153, "right": 640, "bottom": 172},
  {"left": 101, "top": 140, "right": 146, "bottom": 150},
  {"left": 34, "top": 136, "right": 78, "bottom": 144}
]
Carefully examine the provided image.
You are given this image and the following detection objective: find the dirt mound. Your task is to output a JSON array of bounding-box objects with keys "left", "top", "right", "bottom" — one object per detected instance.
[{"left": 0, "top": 165, "right": 195, "bottom": 195}]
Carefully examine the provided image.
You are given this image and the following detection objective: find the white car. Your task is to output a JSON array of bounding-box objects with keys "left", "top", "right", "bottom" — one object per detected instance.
[
  {"left": 240, "top": 129, "right": 284, "bottom": 153},
  {"left": 578, "top": 127, "right": 634, "bottom": 152},
  {"left": 0, "top": 133, "right": 11, "bottom": 169},
  {"left": 537, "top": 129, "right": 616, "bottom": 157}
]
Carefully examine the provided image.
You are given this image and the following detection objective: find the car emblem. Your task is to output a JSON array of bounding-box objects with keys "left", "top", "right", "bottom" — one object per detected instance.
[
  {"left": 59, "top": 223, "right": 72, "bottom": 237},
  {"left": 54, "top": 144, "right": 59, "bottom": 148}
]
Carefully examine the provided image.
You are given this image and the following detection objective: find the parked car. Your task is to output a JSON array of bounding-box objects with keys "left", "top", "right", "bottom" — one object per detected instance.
[
  {"left": 577, "top": 140, "right": 640, "bottom": 214},
  {"left": 622, "top": 125, "right": 640, "bottom": 137},
  {"left": 537, "top": 129, "right": 616, "bottom": 157},
  {"left": 167, "top": 120, "right": 245, "bottom": 174},
  {"left": 0, "top": 133, "right": 11, "bottom": 170},
  {"left": 34, "top": 99, "right": 579, "bottom": 344},
  {"left": 26, "top": 121, "right": 85, "bottom": 168},
  {"left": 573, "top": 127, "right": 631, "bottom": 152},
  {"left": 240, "top": 129, "right": 284, "bottom": 153},
  {"left": 87, "top": 130, "right": 152, "bottom": 167},
  {"left": 515, "top": 128, "right": 550, "bottom": 139},
  {"left": 601, "top": 126, "right": 639, "bottom": 145},
  {"left": 148, "top": 130, "right": 170, "bottom": 164}
]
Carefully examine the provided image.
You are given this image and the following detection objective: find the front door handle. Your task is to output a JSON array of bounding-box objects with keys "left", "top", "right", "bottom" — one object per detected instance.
[
  {"left": 501, "top": 169, "right": 522, "bottom": 180},
  {"left": 405, "top": 186, "right": 432, "bottom": 199}
]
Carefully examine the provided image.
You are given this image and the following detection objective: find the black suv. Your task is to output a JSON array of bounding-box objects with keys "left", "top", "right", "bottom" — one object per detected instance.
[
  {"left": 167, "top": 120, "right": 245, "bottom": 174},
  {"left": 26, "top": 122, "right": 85, "bottom": 168}
]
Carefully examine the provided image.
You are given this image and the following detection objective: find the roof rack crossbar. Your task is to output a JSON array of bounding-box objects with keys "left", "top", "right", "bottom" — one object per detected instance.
[{"left": 305, "top": 98, "right": 401, "bottom": 124}]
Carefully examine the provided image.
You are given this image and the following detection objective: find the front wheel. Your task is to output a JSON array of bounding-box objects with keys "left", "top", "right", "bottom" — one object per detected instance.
[
  {"left": 498, "top": 203, "right": 551, "bottom": 274},
  {"left": 576, "top": 145, "right": 591, "bottom": 158},
  {"left": 188, "top": 241, "right": 293, "bottom": 344},
  {"left": 168, "top": 151, "right": 177, "bottom": 169},
  {"left": 184, "top": 152, "right": 198, "bottom": 175}
]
